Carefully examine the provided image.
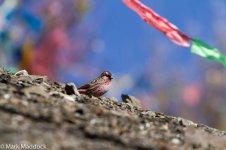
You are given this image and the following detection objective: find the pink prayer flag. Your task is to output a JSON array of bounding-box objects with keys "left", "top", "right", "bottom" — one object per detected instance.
[{"left": 123, "top": 0, "right": 191, "bottom": 47}]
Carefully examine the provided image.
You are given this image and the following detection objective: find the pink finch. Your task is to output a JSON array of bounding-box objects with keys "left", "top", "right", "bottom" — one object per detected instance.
[{"left": 78, "top": 71, "right": 113, "bottom": 97}]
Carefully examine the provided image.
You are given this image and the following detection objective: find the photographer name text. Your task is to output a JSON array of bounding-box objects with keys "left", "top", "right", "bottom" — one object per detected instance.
[{"left": 0, "top": 144, "right": 46, "bottom": 150}]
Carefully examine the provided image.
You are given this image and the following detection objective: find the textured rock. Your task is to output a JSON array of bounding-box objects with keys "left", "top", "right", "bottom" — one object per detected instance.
[
  {"left": 65, "top": 83, "right": 80, "bottom": 96},
  {"left": 0, "top": 69, "right": 226, "bottom": 150},
  {"left": 121, "top": 94, "right": 142, "bottom": 108}
]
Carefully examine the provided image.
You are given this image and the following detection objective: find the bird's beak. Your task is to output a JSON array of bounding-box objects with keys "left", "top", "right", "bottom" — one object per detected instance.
[{"left": 110, "top": 77, "right": 113, "bottom": 80}]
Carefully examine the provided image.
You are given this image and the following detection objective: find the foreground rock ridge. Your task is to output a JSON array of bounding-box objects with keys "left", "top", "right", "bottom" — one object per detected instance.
[{"left": 0, "top": 69, "right": 226, "bottom": 150}]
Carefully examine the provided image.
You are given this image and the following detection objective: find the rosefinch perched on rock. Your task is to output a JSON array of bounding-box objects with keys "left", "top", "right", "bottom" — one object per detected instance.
[{"left": 78, "top": 71, "right": 113, "bottom": 97}]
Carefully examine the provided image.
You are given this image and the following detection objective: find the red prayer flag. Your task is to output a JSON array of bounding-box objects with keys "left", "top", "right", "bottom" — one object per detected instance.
[{"left": 123, "top": 0, "right": 191, "bottom": 47}]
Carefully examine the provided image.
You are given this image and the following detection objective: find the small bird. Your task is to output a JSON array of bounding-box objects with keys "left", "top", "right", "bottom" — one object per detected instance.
[{"left": 78, "top": 71, "right": 113, "bottom": 97}]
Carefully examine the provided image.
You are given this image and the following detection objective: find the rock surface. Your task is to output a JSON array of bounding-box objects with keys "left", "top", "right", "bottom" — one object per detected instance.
[{"left": 0, "top": 69, "right": 226, "bottom": 150}]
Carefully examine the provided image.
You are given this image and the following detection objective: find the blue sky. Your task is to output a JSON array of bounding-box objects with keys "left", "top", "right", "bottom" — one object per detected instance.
[{"left": 83, "top": 0, "right": 218, "bottom": 77}]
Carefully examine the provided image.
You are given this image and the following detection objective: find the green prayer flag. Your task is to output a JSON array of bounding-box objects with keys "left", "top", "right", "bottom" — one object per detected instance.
[{"left": 191, "top": 38, "right": 226, "bottom": 66}]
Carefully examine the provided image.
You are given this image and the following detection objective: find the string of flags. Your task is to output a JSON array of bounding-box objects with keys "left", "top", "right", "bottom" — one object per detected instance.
[{"left": 123, "top": 0, "right": 226, "bottom": 67}]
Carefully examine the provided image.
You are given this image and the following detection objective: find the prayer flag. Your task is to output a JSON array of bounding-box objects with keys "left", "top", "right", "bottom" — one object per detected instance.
[
  {"left": 123, "top": 0, "right": 191, "bottom": 47},
  {"left": 191, "top": 39, "right": 226, "bottom": 66}
]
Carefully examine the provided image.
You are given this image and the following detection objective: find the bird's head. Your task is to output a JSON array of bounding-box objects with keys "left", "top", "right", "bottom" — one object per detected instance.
[{"left": 101, "top": 71, "right": 113, "bottom": 80}]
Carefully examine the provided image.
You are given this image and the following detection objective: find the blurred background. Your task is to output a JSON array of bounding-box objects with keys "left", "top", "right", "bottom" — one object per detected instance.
[{"left": 0, "top": 0, "right": 226, "bottom": 130}]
